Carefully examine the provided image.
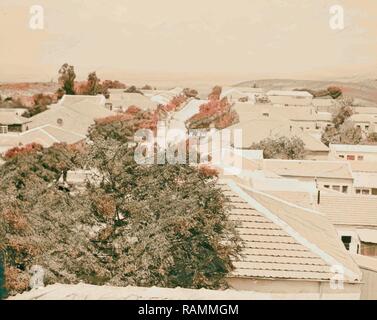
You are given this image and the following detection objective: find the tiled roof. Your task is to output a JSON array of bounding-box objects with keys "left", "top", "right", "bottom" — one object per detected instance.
[
  {"left": 317, "top": 194, "right": 377, "bottom": 227},
  {"left": 220, "top": 180, "right": 361, "bottom": 282}
]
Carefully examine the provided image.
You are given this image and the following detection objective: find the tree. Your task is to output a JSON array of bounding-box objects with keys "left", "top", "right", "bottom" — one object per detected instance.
[
  {"left": 85, "top": 72, "right": 101, "bottom": 96},
  {"left": 321, "top": 123, "right": 362, "bottom": 146},
  {"left": 187, "top": 98, "right": 238, "bottom": 130},
  {"left": 208, "top": 86, "right": 222, "bottom": 101},
  {"left": 365, "top": 132, "right": 377, "bottom": 145},
  {"left": 250, "top": 136, "right": 306, "bottom": 160},
  {"left": 58, "top": 63, "right": 76, "bottom": 95},
  {"left": 183, "top": 88, "right": 198, "bottom": 98},
  {"left": 333, "top": 105, "right": 353, "bottom": 128},
  {"left": 85, "top": 111, "right": 240, "bottom": 288},
  {"left": 327, "top": 86, "right": 343, "bottom": 99},
  {"left": 0, "top": 109, "right": 240, "bottom": 295}
]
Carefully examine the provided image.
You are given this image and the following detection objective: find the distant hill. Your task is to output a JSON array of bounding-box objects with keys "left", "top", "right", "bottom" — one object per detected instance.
[
  {"left": 0, "top": 82, "right": 59, "bottom": 97},
  {"left": 235, "top": 79, "right": 377, "bottom": 106}
]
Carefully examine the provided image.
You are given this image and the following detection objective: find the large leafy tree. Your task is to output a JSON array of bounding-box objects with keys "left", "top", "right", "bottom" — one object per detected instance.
[
  {"left": 85, "top": 109, "right": 240, "bottom": 288},
  {"left": 0, "top": 109, "right": 240, "bottom": 295},
  {"left": 58, "top": 63, "right": 76, "bottom": 95}
]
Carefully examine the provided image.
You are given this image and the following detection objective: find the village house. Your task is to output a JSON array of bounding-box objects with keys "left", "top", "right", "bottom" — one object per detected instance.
[
  {"left": 349, "top": 161, "right": 377, "bottom": 196},
  {"left": 262, "top": 159, "right": 354, "bottom": 194},
  {"left": 329, "top": 144, "right": 377, "bottom": 162},
  {"left": 350, "top": 113, "right": 377, "bottom": 136},
  {"left": 224, "top": 119, "right": 330, "bottom": 160},
  {"left": 220, "top": 179, "right": 362, "bottom": 299},
  {"left": 232, "top": 103, "right": 332, "bottom": 131},
  {"left": 266, "top": 90, "right": 313, "bottom": 107},
  {"left": 0, "top": 109, "right": 31, "bottom": 133},
  {"left": 28, "top": 95, "right": 113, "bottom": 136},
  {"left": 106, "top": 90, "right": 159, "bottom": 112},
  {"left": 316, "top": 194, "right": 377, "bottom": 257}
]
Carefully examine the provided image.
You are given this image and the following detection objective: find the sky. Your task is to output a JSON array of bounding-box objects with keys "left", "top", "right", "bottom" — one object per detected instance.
[{"left": 0, "top": 0, "right": 376, "bottom": 84}]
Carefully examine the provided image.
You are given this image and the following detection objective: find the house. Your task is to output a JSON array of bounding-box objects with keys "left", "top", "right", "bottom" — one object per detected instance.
[
  {"left": 262, "top": 159, "right": 353, "bottom": 193},
  {"left": 349, "top": 161, "right": 377, "bottom": 195},
  {"left": 220, "top": 88, "right": 258, "bottom": 104},
  {"left": 28, "top": 95, "right": 114, "bottom": 136},
  {"left": 224, "top": 119, "right": 330, "bottom": 160},
  {"left": 220, "top": 179, "right": 361, "bottom": 298},
  {"left": 329, "top": 144, "right": 377, "bottom": 162},
  {"left": 351, "top": 254, "right": 377, "bottom": 300},
  {"left": 312, "top": 98, "right": 336, "bottom": 112},
  {"left": 266, "top": 90, "right": 313, "bottom": 107},
  {"left": 233, "top": 103, "right": 328, "bottom": 131},
  {"left": 151, "top": 88, "right": 182, "bottom": 105},
  {"left": 352, "top": 172, "right": 377, "bottom": 196},
  {"left": 316, "top": 194, "right": 377, "bottom": 257},
  {"left": 106, "top": 91, "right": 158, "bottom": 112},
  {"left": 0, "top": 110, "right": 31, "bottom": 133},
  {"left": 256, "top": 189, "right": 377, "bottom": 257},
  {"left": 350, "top": 114, "right": 377, "bottom": 136},
  {"left": 0, "top": 125, "right": 86, "bottom": 154}
]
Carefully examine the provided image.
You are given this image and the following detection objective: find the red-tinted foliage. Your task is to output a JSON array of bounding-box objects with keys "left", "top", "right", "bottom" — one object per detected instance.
[
  {"left": 208, "top": 85, "right": 222, "bottom": 101},
  {"left": 4, "top": 143, "right": 43, "bottom": 160},
  {"left": 198, "top": 165, "right": 219, "bottom": 178}
]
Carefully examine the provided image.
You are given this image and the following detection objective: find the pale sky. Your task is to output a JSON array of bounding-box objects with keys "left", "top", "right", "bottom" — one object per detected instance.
[{"left": 0, "top": 0, "right": 376, "bottom": 84}]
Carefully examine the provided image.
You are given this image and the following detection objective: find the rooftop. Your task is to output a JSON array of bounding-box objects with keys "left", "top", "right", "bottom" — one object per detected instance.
[
  {"left": 221, "top": 180, "right": 361, "bottom": 282},
  {"left": 0, "top": 111, "right": 31, "bottom": 125},
  {"left": 317, "top": 194, "right": 377, "bottom": 227},
  {"left": 263, "top": 159, "right": 352, "bottom": 179},
  {"left": 330, "top": 144, "right": 377, "bottom": 153}
]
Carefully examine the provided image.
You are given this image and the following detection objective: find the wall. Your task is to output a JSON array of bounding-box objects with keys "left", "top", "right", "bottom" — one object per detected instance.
[
  {"left": 227, "top": 277, "right": 361, "bottom": 299},
  {"left": 304, "top": 151, "right": 330, "bottom": 161},
  {"left": 359, "top": 268, "right": 377, "bottom": 300},
  {"left": 269, "top": 96, "right": 313, "bottom": 107}
]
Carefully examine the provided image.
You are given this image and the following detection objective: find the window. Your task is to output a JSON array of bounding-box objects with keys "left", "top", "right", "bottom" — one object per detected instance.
[
  {"left": 339, "top": 155, "right": 345, "bottom": 159},
  {"left": 372, "top": 188, "right": 377, "bottom": 196},
  {"left": 347, "top": 155, "right": 355, "bottom": 161},
  {"left": 356, "top": 189, "right": 361, "bottom": 194},
  {"left": 341, "top": 236, "right": 352, "bottom": 251},
  {"left": 332, "top": 185, "right": 340, "bottom": 192},
  {"left": 0, "top": 125, "right": 8, "bottom": 134},
  {"left": 324, "top": 185, "right": 330, "bottom": 189},
  {"left": 342, "top": 186, "right": 348, "bottom": 193},
  {"left": 362, "top": 189, "right": 370, "bottom": 195},
  {"left": 365, "top": 125, "right": 370, "bottom": 130},
  {"left": 262, "top": 113, "right": 269, "bottom": 117},
  {"left": 357, "top": 155, "right": 364, "bottom": 161}
]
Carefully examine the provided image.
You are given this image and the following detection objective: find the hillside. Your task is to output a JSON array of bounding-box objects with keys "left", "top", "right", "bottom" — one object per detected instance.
[{"left": 235, "top": 79, "right": 377, "bottom": 107}]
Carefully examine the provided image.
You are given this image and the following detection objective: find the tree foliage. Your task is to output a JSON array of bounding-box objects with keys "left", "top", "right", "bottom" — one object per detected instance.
[
  {"left": 0, "top": 109, "right": 240, "bottom": 296},
  {"left": 187, "top": 98, "right": 238, "bottom": 130},
  {"left": 58, "top": 63, "right": 76, "bottom": 95},
  {"left": 250, "top": 136, "right": 306, "bottom": 160}
]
